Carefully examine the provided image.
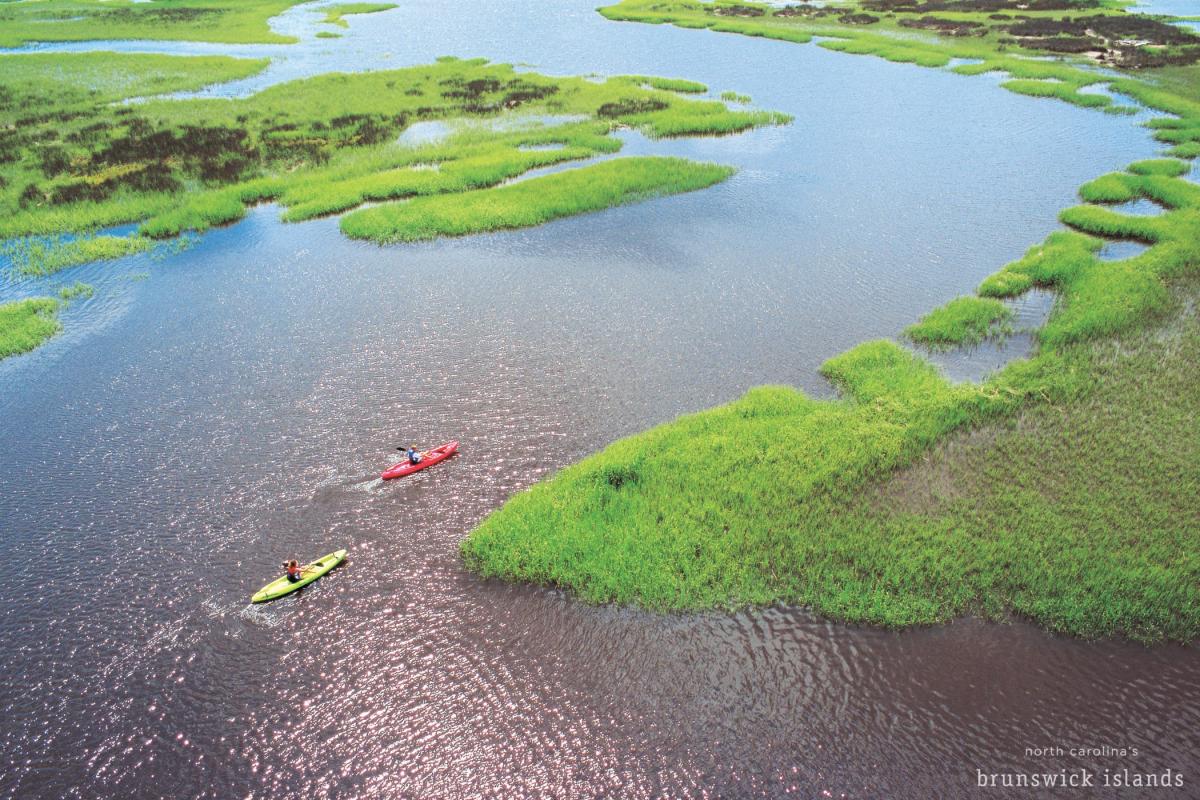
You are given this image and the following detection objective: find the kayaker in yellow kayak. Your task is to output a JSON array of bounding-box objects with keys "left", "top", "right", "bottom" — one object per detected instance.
[
  {"left": 284, "top": 559, "right": 312, "bottom": 584},
  {"left": 252, "top": 550, "right": 347, "bottom": 603}
]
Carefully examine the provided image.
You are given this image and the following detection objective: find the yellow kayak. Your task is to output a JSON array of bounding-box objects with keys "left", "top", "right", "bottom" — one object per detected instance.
[{"left": 251, "top": 549, "right": 347, "bottom": 603}]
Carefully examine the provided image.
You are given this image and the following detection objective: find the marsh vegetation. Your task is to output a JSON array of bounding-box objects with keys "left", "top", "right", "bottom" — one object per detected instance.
[
  {"left": 1, "top": 55, "right": 785, "bottom": 260},
  {"left": 463, "top": 0, "right": 1200, "bottom": 642},
  {"left": 320, "top": 3, "right": 397, "bottom": 29},
  {"left": 603, "top": 0, "right": 1200, "bottom": 68},
  {"left": 0, "top": 298, "right": 60, "bottom": 359},
  {"left": 0, "top": 0, "right": 310, "bottom": 47},
  {"left": 905, "top": 296, "right": 1013, "bottom": 347},
  {"left": 339, "top": 157, "right": 733, "bottom": 242},
  {"left": 0, "top": 47, "right": 783, "bottom": 359}
]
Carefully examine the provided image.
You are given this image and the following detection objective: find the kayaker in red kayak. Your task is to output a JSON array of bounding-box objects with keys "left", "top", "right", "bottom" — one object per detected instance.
[{"left": 382, "top": 441, "right": 458, "bottom": 480}]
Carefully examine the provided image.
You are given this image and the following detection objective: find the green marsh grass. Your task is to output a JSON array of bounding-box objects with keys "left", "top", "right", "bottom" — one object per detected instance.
[
  {"left": 619, "top": 75, "right": 707, "bottom": 94},
  {"left": 836, "top": 280, "right": 1200, "bottom": 642},
  {"left": 0, "top": 298, "right": 60, "bottom": 359},
  {"left": 463, "top": 275, "right": 1200, "bottom": 640},
  {"left": 1060, "top": 205, "right": 1167, "bottom": 243},
  {"left": 978, "top": 231, "right": 1102, "bottom": 299},
  {"left": 0, "top": 53, "right": 781, "bottom": 354},
  {"left": 58, "top": 282, "right": 94, "bottom": 302},
  {"left": 905, "top": 296, "right": 1013, "bottom": 347},
  {"left": 0, "top": 52, "right": 269, "bottom": 110},
  {"left": 1168, "top": 142, "right": 1200, "bottom": 159},
  {"left": 464, "top": 0, "right": 1200, "bottom": 639},
  {"left": 3, "top": 56, "right": 784, "bottom": 245},
  {"left": 1079, "top": 171, "right": 1200, "bottom": 209},
  {"left": 340, "top": 157, "right": 733, "bottom": 243},
  {"left": 464, "top": 158, "right": 1200, "bottom": 635},
  {"left": 3, "top": 234, "right": 152, "bottom": 277},
  {"left": 1079, "top": 173, "right": 1141, "bottom": 204},
  {"left": 139, "top": 181, "right": 284, "bottom": 238},
  {"left": 0, "top": 0, "right": 308, "bottom": 47},
  {"left": 0, "top": 195, "right": 179, "bottom": 241},
  {"left": 1129, "top": 159, "right": 1191, "bottom": 177},
  {"left": 597, "top": 0, "right": 1200, "bottom": 123},
  {"left": 321, "top": 3, "right": 397, "bottom": 28},
  {"left": 999, "top": 79, "right": 1112, "bottom": 110},
  {"left": 818, "top": 37, "right": 952, "bottom": 69},
  {"left": 974, "top": 171, "right": 1199, "bottom": 349},
  {"left": 275, "top": 125, "right": 619, "bottom": 222},
  {"left": 462, "top": 342, "right": 997, "bottom": 615}
]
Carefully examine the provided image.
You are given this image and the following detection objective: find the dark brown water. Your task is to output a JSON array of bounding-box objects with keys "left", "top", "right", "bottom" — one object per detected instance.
[{"left": 2, "top": 1, "right": 1198, "bottom": 797}]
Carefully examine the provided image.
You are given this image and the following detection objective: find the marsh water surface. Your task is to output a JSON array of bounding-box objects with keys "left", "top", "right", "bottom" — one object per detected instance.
[{"left": 2, "top": 1, "right": 1198, "bottom": 797}]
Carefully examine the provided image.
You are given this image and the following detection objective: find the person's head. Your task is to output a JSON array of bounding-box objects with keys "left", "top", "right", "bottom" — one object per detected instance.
[{"left": 288, "top": 560, "right": 298, "bottom": 569}]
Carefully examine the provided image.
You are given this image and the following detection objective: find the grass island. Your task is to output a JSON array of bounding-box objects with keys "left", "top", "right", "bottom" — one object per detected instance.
[{"left": 0, "top": 44, "right": 788, "bottom": 358}]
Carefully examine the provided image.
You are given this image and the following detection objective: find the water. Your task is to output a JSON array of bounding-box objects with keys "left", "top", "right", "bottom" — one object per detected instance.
[
  {"left": 1132, "top": 0, "right": 1200, "bottom": 18},
  {"left": 1130, "top": 0, "right": 1200, "bottom": 33},
  {"left": 1099, "top": 240, "right": 1152, "bottom": 261},
  {"left": 1111, "top": 198, "right": 1167, "bottom": 216},
  {"left": 2, "top": 1, "right": 1198, "bottom": 797}
]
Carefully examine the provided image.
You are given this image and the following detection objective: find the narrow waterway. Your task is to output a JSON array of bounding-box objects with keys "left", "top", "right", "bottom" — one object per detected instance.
[{"left": 1, "top": 1, "right": 1197, "bottom": 797}]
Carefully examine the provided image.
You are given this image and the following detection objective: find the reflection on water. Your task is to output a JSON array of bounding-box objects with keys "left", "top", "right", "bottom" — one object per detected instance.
[
  {"left": 395, "top": 119, "right": 453, "bottom": 147},
  {"left": 1099, "top": 240, "right": 1152, "bottom": 261},
  {"left": 1110, "top": 198, "right": 1166, "bottom": 216},
  {"left": 1, "top": 0, "right": 1197, "bottom": 798}
]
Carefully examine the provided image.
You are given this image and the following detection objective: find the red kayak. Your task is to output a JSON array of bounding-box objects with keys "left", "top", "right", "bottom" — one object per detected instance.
[{"left": 381, "top": 441, "right": 458, "bottom": 480}]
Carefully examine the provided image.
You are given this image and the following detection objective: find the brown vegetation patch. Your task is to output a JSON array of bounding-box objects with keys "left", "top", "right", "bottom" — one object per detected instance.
[
  {"left": 1008, "top": 15, "right": 1200, "bottom": 66},
  {"left": 1008, "top": 15, "right": 1199, "bottom": 45},
  {"left": 899, "top": 15, "right": 985, "bottom": 35},
  {"left": 99, "top": 7, "right": 222, "bottom": 24},
  {"left": 707, "top": 4, "right": 765, "bottom": 16},
  {"left": 1103, "top": 46, "right": 1200, "bottom": 69},
  {"left": 596, "top": 97, "right": 669, "bottom": 117},
  {"left": 863, "top": 0, "right": 1092, "bottom": 12},
  {"left": 773, "top": 4, "right": 837, "bottom": 17},
  {"left": 1032, "top": 35, "right": 1097, "bottom": 54},
  {"left": 438, "top": 77, "right": 559, "bottom": 113}
]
